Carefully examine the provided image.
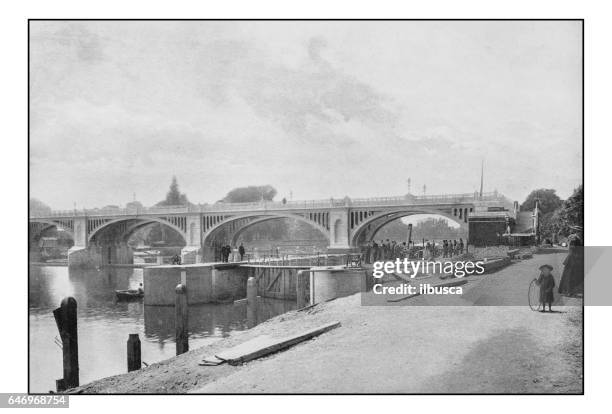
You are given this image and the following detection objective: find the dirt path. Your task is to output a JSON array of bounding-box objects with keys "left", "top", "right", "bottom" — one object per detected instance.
[{"left": 75, "top": 252, "right": 582, "bottom": 394}]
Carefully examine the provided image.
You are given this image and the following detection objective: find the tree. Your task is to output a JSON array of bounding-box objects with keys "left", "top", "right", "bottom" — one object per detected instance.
[
  {"left": 521, "top": 189, "right": 563, "bottom": 214},
  {"left": 376, "top": 217, "right": 463, "bottom": 241},
  {"left": 156, "top": 176, "right": 189, "bottom": 206},
  {"left": 539, "top": 210, "right": 562, "bottom": 240},
  {"left": 30, "top": 198, "right": 52, "bottom": 215},
  {"left": 557, "top": 185, "right": 583, "bottom": 235},
  {"left": 538, "top": 185, "right": 583, "bottom": 240},
  {"left": 221, "top": 185, "right": 277, "bottom": 203}
]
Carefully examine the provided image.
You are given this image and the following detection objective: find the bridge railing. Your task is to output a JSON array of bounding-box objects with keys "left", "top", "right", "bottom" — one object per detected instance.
[{"left": 29, "top": 191, "right": 508, "bottom": 218}]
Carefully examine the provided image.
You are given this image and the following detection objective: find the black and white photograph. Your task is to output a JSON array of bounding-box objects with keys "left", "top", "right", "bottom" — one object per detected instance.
[
  {"left": 6, "top": 2, "right": 612, "bottom": 408},
  {"left": 25, "top": 19, "right": 584, "bottom": 394}
]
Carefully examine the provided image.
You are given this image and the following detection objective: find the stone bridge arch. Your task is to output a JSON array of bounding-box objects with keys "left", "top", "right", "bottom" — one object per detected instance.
[
  {"left": 350, "top": 207, "right": 470, "bottom": 246},
  {"left": 201, "top": 211, "right": 331, "bottom": 261},
  {"left": 80, "top": 216, "right": 190, "bottom": 266},
  {"left": 29, "top": 219, "right": 75, "bottom": 243},
  {"left": 86, "top": 216, "right": 188, "bottom": 244}
]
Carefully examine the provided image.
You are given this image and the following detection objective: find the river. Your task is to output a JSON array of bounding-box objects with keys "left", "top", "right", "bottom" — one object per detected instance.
[{"left": 28, "top": 265, "right": 297, "bottom": 393}]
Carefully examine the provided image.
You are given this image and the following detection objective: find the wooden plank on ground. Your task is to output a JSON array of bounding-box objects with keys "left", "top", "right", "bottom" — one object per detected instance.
[{"left": 203, "top": 321, "right": 341, "bottom": 366}]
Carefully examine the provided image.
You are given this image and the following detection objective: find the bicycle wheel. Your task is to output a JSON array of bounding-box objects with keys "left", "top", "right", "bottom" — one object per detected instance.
[{"left": 528, "top": 279, "right": 541, "bottom": 311}]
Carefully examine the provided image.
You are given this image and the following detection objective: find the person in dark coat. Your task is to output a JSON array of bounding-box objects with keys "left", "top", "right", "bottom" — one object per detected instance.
[
  {"left": 239, "top": 243, "right": 245, "bottom": 261},
  {"left": 365, "top": 242, "right": 372, "bottom": 264},
  {"left": 558, "top": 229, "right": 583, "bottom": 297},
  {"left": 372, "top": 241, "right": 380, "bottom": 261},
  {"left": 383, "top": 239, "right": 391, "bottom": 260},
  {"left": 537, "top": 264, "right": 556, "bottom": 312}
]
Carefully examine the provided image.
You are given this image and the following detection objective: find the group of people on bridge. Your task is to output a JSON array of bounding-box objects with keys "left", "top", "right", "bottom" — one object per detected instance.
[
  {"left": 361, "top": 238, "right": 465, "bottom": 263},
  {"left": 218, "top": 243, "right": 246, "bottom": 262}
]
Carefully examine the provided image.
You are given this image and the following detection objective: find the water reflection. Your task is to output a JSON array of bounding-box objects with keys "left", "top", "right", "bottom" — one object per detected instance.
[{"left": 29, "top": 265, "right": 296, "bottom": 393}]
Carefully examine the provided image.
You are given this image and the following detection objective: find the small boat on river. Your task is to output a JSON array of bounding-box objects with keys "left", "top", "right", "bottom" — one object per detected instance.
[{"left": 115, "top": 289, "right": 144, "bottom": 301}]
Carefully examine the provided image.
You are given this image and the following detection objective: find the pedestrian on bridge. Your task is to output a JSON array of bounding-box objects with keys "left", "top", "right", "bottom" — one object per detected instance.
[
  {"left": 383, "top": 239, "right": 391, "bottom": 260},
  {"left": 365, "top": 242, "right": 372, "bottom": 264},
  {"left": 400, "top": 242, "right": 408, "bottom": 259},
  {"left": 372, "top": 241, "right": 380, "bottom": 261},
  {"left": 390, "top": 240, "right": 398, "bottom": 259},
  {"left": 239, "top": 243, "right": 245, "bottom": 261}
]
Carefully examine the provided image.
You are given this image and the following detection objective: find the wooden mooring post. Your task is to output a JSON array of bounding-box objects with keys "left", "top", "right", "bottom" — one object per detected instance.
[
  {"left": 296, "top": 270, "right": 310, "bottom": 308},
  {"left": 53, "top": 297, "right": 79, "bottom": 391},
  {"left": 127, "top": 333, "right": 141, "bottom": 372},
  {"left": 247, "top": 276, "right": 257, "bottom": 307},
  {"left": 175, "top": 283, "right": 189, "bottom": 355},
  {"left": 246, "top": 276, "right": 258, "bottom": 328}
]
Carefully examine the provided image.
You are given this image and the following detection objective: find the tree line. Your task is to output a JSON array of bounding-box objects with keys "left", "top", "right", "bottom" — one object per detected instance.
[{"left": 521, "top": 185, "right": 583, "bottom": 241}]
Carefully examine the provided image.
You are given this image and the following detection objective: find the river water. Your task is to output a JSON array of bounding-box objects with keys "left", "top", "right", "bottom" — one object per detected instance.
[{"left": 29, "top": 265, "right": 297, "bottom": 393}]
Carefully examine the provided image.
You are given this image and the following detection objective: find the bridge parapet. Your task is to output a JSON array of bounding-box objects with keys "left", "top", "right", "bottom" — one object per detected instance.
[{"left": 29, "top": 191, "right": 509, "bottom": 219}]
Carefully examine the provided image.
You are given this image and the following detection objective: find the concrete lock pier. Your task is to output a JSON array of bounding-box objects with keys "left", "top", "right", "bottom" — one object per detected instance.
[
  {"left": 143, "top": 262, "right": 367, "bottom": 307},
  {"left": 144, "top": 264, "right": 248, "bottom": 305},
  {"left": 306, "top": 266, "right": 365, "bottom": 304}
]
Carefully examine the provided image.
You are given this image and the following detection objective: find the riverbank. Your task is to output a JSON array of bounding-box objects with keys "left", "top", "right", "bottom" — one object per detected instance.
[{"left": 72, "top": 252, "right": 582, "bottom": 394}]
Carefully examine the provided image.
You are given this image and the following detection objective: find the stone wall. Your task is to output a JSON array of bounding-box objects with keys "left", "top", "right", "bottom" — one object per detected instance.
[
  {"left": 144, "top": 264, "right": 248, "bottom": 305},
  {"left": 310, "top": 267, "right": 366, "bottom": 304}
]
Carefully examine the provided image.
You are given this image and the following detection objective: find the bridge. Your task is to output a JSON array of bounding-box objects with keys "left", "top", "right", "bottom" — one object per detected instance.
[{"left": 29, "top": 191, "right": 518, "bottom": 267}]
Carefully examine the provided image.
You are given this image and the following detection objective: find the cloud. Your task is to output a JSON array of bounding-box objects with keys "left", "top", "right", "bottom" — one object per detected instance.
[
  {"left": 29, "top": 21, "right": 582, "bottom": 209},
  {"left": 193, "top": 36, "right": 400, "bottom": 147}
]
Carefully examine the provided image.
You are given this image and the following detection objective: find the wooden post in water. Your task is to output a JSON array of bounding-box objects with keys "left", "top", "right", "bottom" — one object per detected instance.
[
  {"left": 296, "top": 270, "right": 309, "bottom": 309},
  {"left": 55, "top": 379, "right": 66, "bottom": 393},
  {"left": 127, "top": 334, "right": 141, "bottom": 372},
  {"left": 247, "top": 277, "right": 257, "bottom": 307},
  {"left": 175, "top": 284, "right": 188, "bottom": 355},
  {"left": 246, "top": 276, "right": 257, "bottom": 328},
  {"left": 53, "top": 297, "right": 79, "bottom": 390}
]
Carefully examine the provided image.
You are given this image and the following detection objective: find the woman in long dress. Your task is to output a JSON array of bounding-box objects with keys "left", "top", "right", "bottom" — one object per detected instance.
[{"left": 558, "top": 228, "right": 584, "bottom": 297}]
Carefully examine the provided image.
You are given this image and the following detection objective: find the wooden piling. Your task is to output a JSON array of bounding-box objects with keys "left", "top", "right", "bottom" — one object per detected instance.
[
  {"left": 127, "top": 334, "right": 141, "bottom": 372},
  {"left": 55, "top": 379, "right": 66, "bottom": 393},
  {"left": 247, "top": 277, "right": 257, "bottom": 307},
  {"left": 296, "top": 270, "right": 310, "bottom": 308},
  {"left": 246, "top": 277, "right": 258, "bottom": 328},
  {"left": 53, "top": 297, "right": 79, "bottom": 390},
  {"left": 175, "top": 284, "right": 189, "bottom": 355}
]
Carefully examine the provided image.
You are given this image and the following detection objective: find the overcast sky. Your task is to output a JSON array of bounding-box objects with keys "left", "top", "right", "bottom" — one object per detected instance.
[{"left": 29, "top": 21, "right": 582, "bottom": 210}]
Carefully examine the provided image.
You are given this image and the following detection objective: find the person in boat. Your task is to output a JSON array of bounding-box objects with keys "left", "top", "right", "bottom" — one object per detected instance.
[
  {"left": 536, "top": 264, "right": 555, "bottom": 312},
  {"left": 137, "top": 283, "right": 144, "bottom": 294}
]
